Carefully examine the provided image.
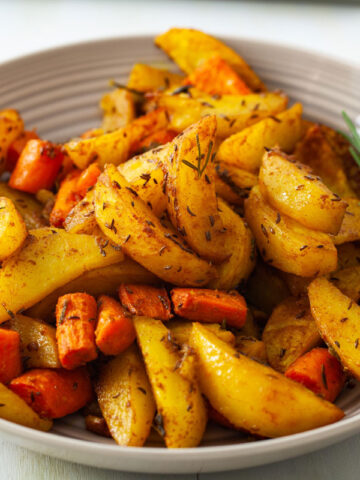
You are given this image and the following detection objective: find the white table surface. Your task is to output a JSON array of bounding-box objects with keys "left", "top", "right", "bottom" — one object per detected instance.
[{"left": 1, "top": 1, "right": 360, "bottom": 478}]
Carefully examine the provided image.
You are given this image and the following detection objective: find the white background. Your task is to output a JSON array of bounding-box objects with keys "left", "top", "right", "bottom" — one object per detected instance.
[{"left": 0, "top": 1, "right": 360, "bottom": 479}]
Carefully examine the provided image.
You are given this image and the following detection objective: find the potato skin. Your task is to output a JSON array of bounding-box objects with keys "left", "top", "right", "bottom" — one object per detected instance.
[
  {"left": 208, "top": 199, "right": 255, "bottom": 289},
  {"left": 309, "top": 277, "right": 360, "bottom": 381},
  {"left": 127, "top": 63, "right": 184, "bottom": 92},
  {"left": 190, "top": 323, "right": 343, "bottom": 438},
  {"left": 134, "top": 316, "right": 207, "bottom": 448},
  {"left": 94, "top": 164, "right": 216, "bottom": 286},
  {"left": 0, "top": 228, "right": 124, "bottom": 323},
  {"left": 96, "top": 346, "right": 156, "bottom": 446},
  {"left": 262, "top": 297, "right": 321, "bottom": 373},
  {"left": 259, "top": 150, "right": 347, "bottom": 235},
  {"left": 155, "top": 28, "right": 266, "bottom": 92},
  {"left": 0, "top": 197, "right": 28, "bottom": 261},
  {"left": 333, "top": 198, "right": 360, "bottom": 245},
  {"left": 217, "top": 103, "right": 303, "bottom": 172},
  {"left": 244, "top": 186, "right": 337, "bottom": 277}
]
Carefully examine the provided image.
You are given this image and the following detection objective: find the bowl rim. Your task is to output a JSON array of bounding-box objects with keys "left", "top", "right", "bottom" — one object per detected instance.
[{"left": 0, "top": 33, "right": 360, "bottom": 469}]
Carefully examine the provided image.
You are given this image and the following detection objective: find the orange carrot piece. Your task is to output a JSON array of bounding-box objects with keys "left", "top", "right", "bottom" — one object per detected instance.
[
  {"left": 119, "top": 284, "right": 172, "bottom": 321},
  {"left": 285, "top": 347, "right": 345, "bottom": 402},
  {"left": 95, "top": 295, "right": 136, "bottom": 356},
  {"left": 10, "top": 367, "right": 93, "bottom": 418},
  {"left": 76, "top": 163, "right": 101, "bottom": 197},
  {"left": 0, "top": 329, "right": 21, "bottom": 384},
  {"left": 130, "top": 128, "right": 177, "bottom": 156},
  {"left": 183, "top": 55, "right": 251, "bottom": 96},
  {"left": 6, "top": 130, "right": 39, "bottom": 171},
  {"left": 9, "top": 139, "right": 64, "bottom": 193},
  {"left": 49, "top": 169, "right": 81, "bottom": 227},
  {"left": 56, "top": 293, "right": 97, "bottom": 370},
  {"left": 171, "top": 288, "right": 247, "bottom": 328}
]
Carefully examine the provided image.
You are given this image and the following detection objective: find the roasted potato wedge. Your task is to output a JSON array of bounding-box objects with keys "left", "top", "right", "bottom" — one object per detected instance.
[
  {"left": 64, "top": 190, "right": 98, "bottom": 234},
  {"left": 0, "top": 197, "right": 27, "bottom": 261},
  {"left": 10, "top": 314, "right": 60, "bottom": 368},
  {"left": 208, "top": 199, "right": 255, "bottom": 289},
  {"left": 155, "top": 28, "right": 265, "bottom": 92},
  {"left": 0, "top": 382, "right": 52, "bottom": 431},
  {"left": 96, "top": 346, "right": 156, "bottom": 446},
  {"left": 245, "top": 186, "right": 337, "bottom": 277},
  {"left": 0, "top": 182, "right": 46, "bottom": 229},
  {"left": 134, "top": 316, "right": 207, "bottom": 448},
  {"left": 245, "top": 261, "right": 290, "bottom": 314},
  {"left": 262, "top": 297, "right": 321, "bottom": 373},
  {"left": 217, "top": 103, "right": 303, "bottom": 172},
  {"left": 165, "top": 116, "right": 230, "bottom": 263},
  {"left": 168, "top": 320, "right": 235, "bottom": 347},
  {"left": 215, "top": 162, "right": 257, "bottom": 203},
  {"left": 94, "top": 164, "right": 215, "bottom": 286},
  {"left": 236, "top": 336, "right": 267, "bottom": 364},
  {"left": 0, "top": 109, "right": 24, "bottom": 174},
  {"left": 26, "top": 258, "right": 158, "bottom": 320},
  {"left": 153, "top": 91, "right": 288, "bottom": 138},
  {"left": 309, "top": 277, "right": 360, "bottom": 380},
  {"left": 128, "top": 64, "right": 184, "bottom": 92},
  {"left": 259, "top": 149, "right": 347, "bottom": 234},
  {"left": 333, "top": 198, "right": 360, "bottom": 245},
  {"left": 100, "top": 88, "right": 135, "bottom": 132},
  {"left": 190, "top": 323, "right": 343, "bottom": 437},
  {"left": 0, "top": 228, "right": 124, "bottom": 323},
  {"left": 65, "top": 109, "right": 168, "bottom": 169},
  {"left": 329, "top": 266, "right": 360, "bottom": 302}
]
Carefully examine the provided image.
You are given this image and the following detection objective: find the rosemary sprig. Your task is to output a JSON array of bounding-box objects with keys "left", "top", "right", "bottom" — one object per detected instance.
[
  {"left": 182, "top": 134, "right": 214, "bottom": 179},
  {"left": 339, "top": 111, "right": 360, "bottom": 167}
]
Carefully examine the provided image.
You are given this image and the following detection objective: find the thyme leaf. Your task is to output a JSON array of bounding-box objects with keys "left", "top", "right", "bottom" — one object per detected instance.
[{"left": 182, "top": 135, "right": 214, "bottom": 179}]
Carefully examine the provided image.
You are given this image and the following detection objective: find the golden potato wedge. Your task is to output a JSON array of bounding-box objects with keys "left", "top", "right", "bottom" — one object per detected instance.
[
  {"left": 333, "top": 198, "right": 360, "bottom": 245},
  {"left": 309, "top": 277, "right": 360, "bottom": 380},
  {"left": 65, "top": 109, "right": 168, "bottom": 169},
  {"left": 0, "top": 182, "right": 46, "bottom": 229},
  {"left": 0, "top": 109, "right": 24, "bottom": 174},
  {"left": 0, "top": 228, "right": 124, "bottom": 323},
  {"left": 0, "top": 197, "right": 27, "bottom": 261},
  {"left": 96, "top": 346, "right": 156, "bottom": 446},
  {"left": 329, "top": 266, "right": 360, "bottom": 302},
  {"left": 64, "top": 190, "right": 98, "bottom": 234},
  {"left": 164, "top": 116, "right": 230, "bottom": 263},
  {"left": 295, "top": 124, "right": 356, "bottom": 198},
  {"left": 128, "top": 64, "right": 184, "bottom": 92},
  {"left": 236, "top": 337, "right": 267, "bottom": 364},
  {"left": 244, "top": 186, "right": 337, "bottom": 277},
  {"left": 215, "top": 162, "right": 258, "bottom": 203},
  {"left": 154, "top": 91, "right": 288, "bottom": 138},
  {"left": 262, "top": 297, "right": 321, "bottom": 373},
  {"left": 208, "top": 199, "right": 255, "bottom": 289},
  {"left": 259, "top": 150, "right": 347, "bottom": 235},
  {"left": 245, "top": 260, "right": 290, "bottom": 314},
  {"left": 26, "top": 257, "right": 158, "bottom": 320},
  {"left": 337, "top": 242, "right": 360, "bottom": 269},
  {"left": 217, "top": 103, "right": 303, "bottom": 172},
  {"left": 100, "top": 88, "right": 135, "bottom": 132},
  {"left": 190, "top": 323, "right": 343, "bottom": 437},
  {"left": 10, "top": 314, "right": 60, "bottom": 368},
  {"left": 155, "top": 28, "right": 265, "bottom": 92},
  {"left": 168, "top": 320, "right": 235, "bottom": 347},
  {"left": 0, "top": 383, "right": 52, "bottom": 431},
  {"left": 94, "top": 164, "right": 215, "bottom": 286},
  {"left": 134, "top": 317, "right": 207, "bottom": 448}
]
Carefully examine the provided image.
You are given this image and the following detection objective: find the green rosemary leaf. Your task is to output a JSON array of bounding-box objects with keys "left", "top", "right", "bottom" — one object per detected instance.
[{"left": 182, "top": 159, "right": 198, "bottom": 171}]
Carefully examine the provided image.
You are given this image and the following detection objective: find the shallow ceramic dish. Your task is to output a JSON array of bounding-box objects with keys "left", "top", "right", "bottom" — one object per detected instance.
[{"left": 0, "top": 35, "right": 359, "bottom": 474}]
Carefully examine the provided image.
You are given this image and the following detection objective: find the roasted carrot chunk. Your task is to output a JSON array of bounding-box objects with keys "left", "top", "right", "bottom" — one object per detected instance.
[
  {"left": 285, "top": 347, "right": 345, "bottom": 402},
  {"left": 56, "top": 293, "right": 97, "bottom": 370},
  {"left": 50, "top": 170, "right": 81, "bottom": 227},
  {"left": 171, "top": 288, "right": 247, "bottom": 328},
  {"left": 6, "top": 130, "right": 39, "bottom": 171},
  {"left": 119, "top": 284, "right": 172, "bottom": 321},
  {"left": 76, "top": 163, "right": 101, "bottom": 198},
  {"left": 95, "top": 295, "right": 136, "bottom": 356},
  {"left": 9, "top": 139, "right": 64, "bottom": 193},
  {"left": 0, "top": 329, "right": 21, "bottom": 384},
  {"left": 10, "top": 367, "right": 93, "bottom": 419},
  {"left": 183, "top": 55, "right": 251, "bottom": 96},
  {"left": 130, "top": 128, "right": 177, "bottom": 156}
]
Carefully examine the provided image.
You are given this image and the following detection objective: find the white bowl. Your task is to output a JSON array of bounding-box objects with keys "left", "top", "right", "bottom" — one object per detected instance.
[{"left": 0, "top": 35, "right": 359, "bottom": 474}]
